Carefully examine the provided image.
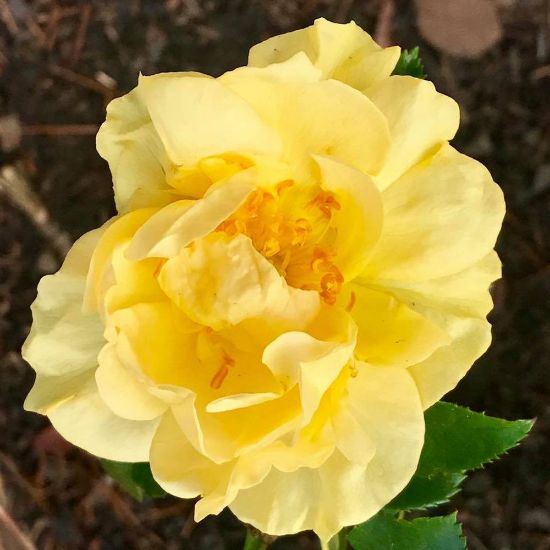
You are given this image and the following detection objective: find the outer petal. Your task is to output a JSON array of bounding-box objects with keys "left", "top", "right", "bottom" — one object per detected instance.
[
  {"left": 23, "top": 228, "right": 105, "bottom": 377},
  {"left": 365, "top": 76, "right": 460, "bottom": 190},
  {"left": 229, "top": 363, "right": 424, "bottom": 540},
  {"left": 150, "top": 410, "right": 233, "bottom": 499},
  {"left": 361, "top": 252, "right": 501, "bottom": 408},
  {"left": 96, "top": 85, "right": 174, "bottom": 213},
  {"left": 409, "top": 315, "right": 492, "bottom": 409},
  {"left": 368, "top": 251, "right": 501, "bottom": 319},
  {"left": 248, "top": 18, "right": 400, "bottom": 90},
  {"left": 138, "top": 74, "right": 281, "bottom": 166},
  {"left": 362, "top": 145, "right": 505, "bottom": 282},
  {"left": 340, "top": 284, "right": 449, "bottom": 368},
  {"left": 221, "top": 70, "right": 391, "bottom": 179},
  {"left": 46, "top": 375, "right": 160, "bottom": 462},
  {"left": 95, "top": 342, "right": 167, "bottom": 421}
]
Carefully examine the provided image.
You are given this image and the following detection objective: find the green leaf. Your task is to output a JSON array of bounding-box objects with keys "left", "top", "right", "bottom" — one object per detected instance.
[
  {"left": 418, "top": 402, "right": 533, "bottom": 475},
  {"left": 100, "top": 459, "right": 166, "bottom": 501},
  {"left": 389, "top": 402, "right": 532, "bottom": 511},
  {"left": 348, "top": 512, "right": 465, "bottom": 550},
  {"left": 389, "top": 471, "right": 465, "bottom": 511},
  {"left": 392, "top": 47, "right": 426, "bottom": 79}
]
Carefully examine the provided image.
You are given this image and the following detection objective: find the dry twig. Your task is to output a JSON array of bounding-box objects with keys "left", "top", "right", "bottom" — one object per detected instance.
[
  {"left": 374, "top": 0, "right": 395, "bottom": 47},
  {"left": 0, "top": 165, "right": 72, "bottom": 259}
]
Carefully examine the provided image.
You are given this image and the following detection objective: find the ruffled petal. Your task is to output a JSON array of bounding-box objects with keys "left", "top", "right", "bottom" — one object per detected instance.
[
  {"left": 362, "top": 144, "right": 505, "bottom": 282},
  {"left": 125, "top": 170, "right": 257, "bottom": 260},
  {"left": 365, "top": 76, "right": 460, "bottom": 190},
  {"left": 314, "top": 155, "right": 383, "bottom": 280},
  {"left": 360, "top": 253, "right": 501, "bottom": 407},
  {"left": 248, "top": 18, "right": 400, "bottom": 90},
  {"left": 23, "top": 228, "right": 105, "bottom": 377},
  {"left": 159, "top": 232, "right": 319, "bottom": 331},
  {"left": 221, "top": 68, "right": 391, "bottom": 180},
  {"left": 366, "top": 251, "right": 500, "bottom": 319},
  {"left": 409, "top": 314, "right": 493, "bottom": 409},
  {"left": 47, "top": 375, "right": 159, "bottom": 461},
  {"left": 84, "top": 209, "right": 158, "bottom": 311},
  {"left": 95, "top": 343, "right": 167, "bottom": 421},
  {"left": 339, "top": 284, "right": 449, "bottom": 368},
  {"left": 229, "top": 363, "right": 424, "bottom": 540},
  {"left": 262, "top": 314, "right": 356, "bottom": 426},
  {"left": 138, "top": 73, "right": 281, "bottom": 166},
  {"left": 150, "top": 410, "right": 233, "bottom": 498},
  {"left": 96, "top": 85, "right": 174, "bottom": 213}
]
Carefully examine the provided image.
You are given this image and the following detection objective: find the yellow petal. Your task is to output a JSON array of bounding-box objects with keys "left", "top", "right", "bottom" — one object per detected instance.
[
  {"left": 206, "top": 392, "right": 282, "bottom": 413},
  {"left": 314, "top": 155, "right": 383, "bottom": 280},
  {"left": 221, "top": 70, "right": 391, "bottom": 180},
  {"left": 409, "top": 314, "right": 493, "bottom": 409},
  {"left": 159, "top": 232, "right": 319, "bottom": 331},
  {"left": 262, "top": 316, "right": 356, "bottom": 426},
  {"left": 362, "top": 145, "right": 505, "bottom": 282},
  {"left": 366, "top": 76, "right": 460, "bottom": 190},
  {"left": 96, "top": 87, "right": 173, "bottom": 213},
  {"left": 358, "top": 253, "right": 501, "bottom": 407},
  {"left": 108, "top": 302, "right": 201, "bottom": 389},
  {"left": 23, "top": 228, "right": 105, "bottom": 377},
  {"left": 150, "top": 410, "right": 233, "bottom": 498},
  {"left": 248, "top": 18, "right": 400, "bottom": 90},
  {"left": 84, "top": 209, "right": 158, "bottom": 311},
  {"left": 229, "top": 363, "right": 424, "bottom": 540},
  {"left": 47, "top": 375, "right": 159, "bottom": 461},
  {"left": 172, "top": 387, "right": 301, "bottom": 463},
  {"left": 103, "top": 242, "right": 167, "bottom": 314},
  {"left": 339, "top": 284, "right": 449, "bottom": 368},
  {"left": 95, "top": 342, "right": 167, "bottom": 421},
  {"left": 367, "top": 251, "right": 501, "bottom": 320},
  {"left": 138, "top": 73, "right": 281, "bottom": 166},
  {"left": 126, "top": 170, "right": 257, "bottom": 260},
  {"left": 24, "top": 370, "right": 93, "bottom": 414}
]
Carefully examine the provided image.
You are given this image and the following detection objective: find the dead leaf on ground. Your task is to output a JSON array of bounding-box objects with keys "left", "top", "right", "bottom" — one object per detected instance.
[{"left": 415, "top": 0, "right": 503, "bottom": 58}]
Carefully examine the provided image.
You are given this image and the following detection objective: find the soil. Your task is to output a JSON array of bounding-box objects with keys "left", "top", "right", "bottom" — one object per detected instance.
[{"left": 1, "top": 1, "right": 549, "bottom": 549}]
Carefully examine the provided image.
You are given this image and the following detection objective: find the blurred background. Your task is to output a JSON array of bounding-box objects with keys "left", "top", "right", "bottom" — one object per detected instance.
[{"left": 0, "top": 0, "right": 549, "bottom": 548}]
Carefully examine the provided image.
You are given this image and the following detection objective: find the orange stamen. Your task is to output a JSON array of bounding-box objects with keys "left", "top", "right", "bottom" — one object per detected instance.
[
  {"left": 345, "top": 291, "right": 357, "bottom": 312},
  {"left": 276, "top": 179, "right": 294, "bottom": 195},
  {"left": 308, "top": 191, "right": 341, "bottom": 219},
  {"left": 210, "top": 352, "right": 235, "bottom": 390},
  {"left": 210, "top": 365, "right": 229, "bottom": 390}
]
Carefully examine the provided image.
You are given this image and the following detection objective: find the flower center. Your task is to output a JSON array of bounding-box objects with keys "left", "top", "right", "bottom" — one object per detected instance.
[{"left": 216, "top": 181, "right": 344, "bottom": 304}]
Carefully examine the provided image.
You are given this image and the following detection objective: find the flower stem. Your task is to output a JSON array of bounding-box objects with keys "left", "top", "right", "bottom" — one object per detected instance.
[{"left": 243, "top": 529, "right": 269, "bottom": 550}]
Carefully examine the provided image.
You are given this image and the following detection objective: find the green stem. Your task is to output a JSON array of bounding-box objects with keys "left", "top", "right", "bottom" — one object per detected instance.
[
  {"left": 327, "top": 528, "right": 350, "bottom": 550},
  {"left": 243, "top": 529, "right": 269, "bottom": 550}
]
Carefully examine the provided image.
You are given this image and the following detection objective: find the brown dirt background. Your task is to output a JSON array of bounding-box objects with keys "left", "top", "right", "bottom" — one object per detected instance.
[{"left": 0, "top": 1, "right": 549, "bottom": 548}]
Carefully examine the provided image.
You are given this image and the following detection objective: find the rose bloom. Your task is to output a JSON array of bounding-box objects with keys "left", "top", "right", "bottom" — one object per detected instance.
[{"left": 23, "top": 19, "right": 504, "bottom": 541}]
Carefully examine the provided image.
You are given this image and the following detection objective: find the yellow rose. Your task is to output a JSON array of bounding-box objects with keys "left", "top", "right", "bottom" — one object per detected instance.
[{"left": 23, "top": 19, "right": 504, "bottom": 541}]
